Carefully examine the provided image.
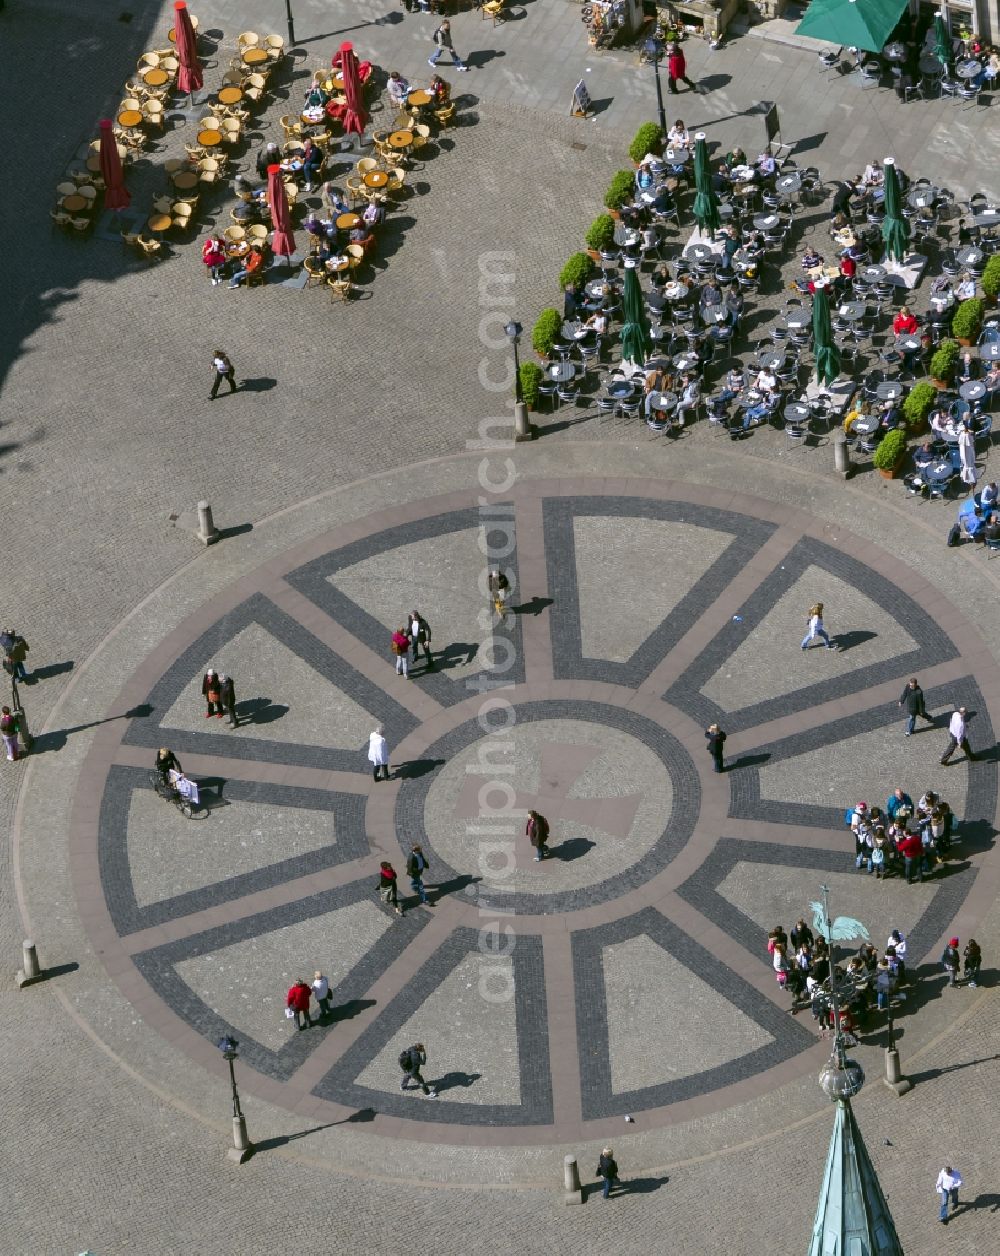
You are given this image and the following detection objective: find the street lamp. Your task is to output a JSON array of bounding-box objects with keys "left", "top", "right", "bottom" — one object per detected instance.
[
  {"left": 644, "top": 37, "right": 668, "bottom": 139},
  {"left": 284, "top": 0, "right": 296, "bottom": 46},
  {"left": 217, "top": 1035, "right": 253, "bottom": 1162},
  {"left": 505, "top": 320, "right": 523, "bottom": 403}
]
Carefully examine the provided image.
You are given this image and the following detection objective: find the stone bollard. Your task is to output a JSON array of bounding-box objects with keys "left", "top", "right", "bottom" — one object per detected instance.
[
  {"left": 196, "top": 500, "right": 220, "bottom": 546},
  {"left": 15, "top": 940, "right": 41, "bottom": 988},
  {"left": 831, "top": 429, "right": 851, "bottom": 479},
  {"left": 227, "top": 1114, "right": 253, "bottom": 1163},
  {"left": 514, "top": 401, "right": 533, "bottom": 443},
  {"left": 563, "top": 1154, "right": 583, "bottom": 1205},
  {"left": 883, "top": 1047, "right": 912, "bottom": 1096}
]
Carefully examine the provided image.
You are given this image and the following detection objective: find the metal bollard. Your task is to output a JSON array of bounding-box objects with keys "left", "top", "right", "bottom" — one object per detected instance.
[
  {"left": 563, "top": 1154, "right": 583, "bottom": 1205},
  {"left": 883, "top": 1047, "right": 912, "bottom": 1095},
  {"left": 196, "top": 500, "right": 220, "bottom": 546},
  {"left": 514, "top": 401, "right": 533, "bottom": 443},
  {"left": 831, "top": 429, "right": 851, "bottom": 479},
  {"left": 16, "top": 940, "right": 41, "bottom": 988}
]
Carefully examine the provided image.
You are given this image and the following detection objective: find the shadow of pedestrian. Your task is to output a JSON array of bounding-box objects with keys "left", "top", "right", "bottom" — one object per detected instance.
[
  {"left": 394, "top": 757, "right": 445, "bottom": 780},
  {"left": 511, "top": 596, "right": 553, "bottom": 616},
  {"left": 831, "top": 629, "right": 877, "bottom": 651},
  {"left": 237, "top": 697, "right": 289, "bottom": 725},
  {"left": 431, "top": 1070, "right": 482, "bottom": 1095},
  {"left": 550, "top": 837, "right": 596, "bottom": 862},
  {"left": 431, "top": 873, "right": 481, "bottom": 902},
  {"left": 26, "top": 660, "right": 74, "bottom": 682},
  {"left": 465, "top": 49, "right": 506, "bottom": 70},
  {"left": 324, "top": 997, "right": 376, "bottom": 1026},
  {"left": 965, "top": 1192, "right": 1000, "bottom": 1213},
  {"left": 434, "top": 641, "right": 479, "bottom": 669},
  {"left": 727, "top": 751, "right": 771, "bottom": 770},
  {"left": 238, "top": 377, "right": 278, "bottom": 393},
  {"left": 620, "top": 1174, "right": 670, "bottom": 1194}
]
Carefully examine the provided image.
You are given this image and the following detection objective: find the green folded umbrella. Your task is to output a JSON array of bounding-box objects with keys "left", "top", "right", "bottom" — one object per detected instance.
[
  {"left": 934, "top": 13, "right": 952, "bottom": 67},
  {"left": 692, "top": 135, "right": 721, "bottom": 236},
  {"left": 812, "top": 283, "right": 840, "bottom": 387},
  {"left": 620, "top": 263, "right": 652, "bottom": 369},
  {"left": 880, "top": 160, "right": 909, "bottom": 263}
]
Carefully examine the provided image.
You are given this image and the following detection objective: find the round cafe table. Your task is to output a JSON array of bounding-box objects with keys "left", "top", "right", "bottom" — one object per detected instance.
[
  {"left": 974, "top": 209, "right": 1000, "bottom": 228},
  {"left": 876, "top": 380, "right": 904, "bottom": 401},
  {"left": 956, "top": 246, "right": 984, "bottom": 267},
  {"left": 142, "top": 67, "right": 169, "bottom": 87},
  {"left": 783, "top": 311, "right": 810, "bottom": 330},
  {"left": 62, "top": 194, "right": 88, "bottom": 213},
  {"left": 325, "top": 255, "right": 350, "bottom": 273},
  {"left": 883, "top": 41, "right": 906, "bottom": 62},
  {"left": 837, "top": 300, "right": 866, "bottom": 322},
  {"left": 584, "top": 279, "right": 608, "bottom": 300},
  {"left": 227, "top": 241, "right": 250, "bottom": 258},
  {"left": 218, "top": 86, "right": 243, "bottom": 105},
  {"left": 919, "top": 55, "right": 945, "bottom": 75},
  {"left": 388, "top": 130, "right": 413, "bottom": 150},
  {"left": 956, "top": 58, "right": 982, "bottom": 79},
  {"left": 407, "top": 89, "right": 432, "bottom": 107},
  {"left": 648, "top": 391, "right": 677, "bottom": 412},
  {"left": 784, "top": 401, "right": 810, "bottom": 422},
  {"left": 364, "top": 170, "right": 389, "bottom": 189},
  {"left": 336, "top": 212, "right": 361, "bottom": 229},
  {"left": 548, "top": 361, "right": 576, "bottom": 383},
  {"left": 172, "top": 170, "right": 199, "bottom": 190},
  {"left": 961, "top": 380, "right": 987, "bottom": 401},
  {"left": 896, "top": 335, "right": 922, "bottom": 352},
  {"left": 753, "top": 212, "right": 780, "bottom": 230},
  {"left": 757, "top": 351, "right": 786, "bottom": 370},
  {"left": 906, "top": 187, "right": 937, "bottom": 210},
  {"left": 607, "top": 381, "right": 636, "bottom": 399},
  {"left": 683, "top": 243, "right": 713, "bottom": 262},
  {"left": 664, "top": 147, "right": 690, "bottom": 164},
  {"left": 925, "top": 459, "right": 952, "bottom": 483},
  {"left": 147, "top": 213, "right": 172, "bottom": 233},
  {"left": 118, "top": 109, "right": 143, "bottom": 129},
  {"left": 243, "top": 47, "right": 269, "bottom": 66},
  {"left": 775, "top": 172, "right": 801, "bottom": 196},
  {"left": 197, "top": 129, "right": 222, "bottom": 147},
  {"left": 852, "top": 414, "right": 880, "bottom": 437},
  {"left": 860, "top": 264, "right": 886, "bottom": 283}
]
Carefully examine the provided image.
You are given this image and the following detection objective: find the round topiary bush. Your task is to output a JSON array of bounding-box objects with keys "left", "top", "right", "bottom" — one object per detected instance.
[
  {"left": 519, "top": 360, "right": 543, "bottom": 409},
  {"left": 872, "top": 428, "right": 908, "bottom": 471},
  {"left": 952, "top": 297, "right": 985, "bottom": 342},
  {"left": 585, "top": 213, "right": 617, "bottom": 254},
  {"left": 930, "top": 338, "right": 960, "bottom": 383},
  {"left": 902, "top": 381, "right": 936, "bottom": 431},
  {"left": 982, "top": 255, "right": 1000, "bottom": 302},
  {"left": 559, "top": 252, "right": 595, "bottom": 291},
  {"left": 628, "top": 122, "right": 664, "bottom": 165},
  {"left": 605, "top": 169, "right": 637, "bottom": 212},
  {"left": 532, "top": 308, "right": 562, "bottom": 358}
]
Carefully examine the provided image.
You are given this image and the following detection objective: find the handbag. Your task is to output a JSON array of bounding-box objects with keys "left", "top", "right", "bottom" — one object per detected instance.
[{"left": 284, "top": 1007, "right": 295, "bottom": 1020}]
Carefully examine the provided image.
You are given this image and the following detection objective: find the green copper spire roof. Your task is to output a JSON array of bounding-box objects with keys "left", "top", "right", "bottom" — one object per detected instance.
[{"left": 807, "top": 1097, "right": 904, "bottom": 1255}]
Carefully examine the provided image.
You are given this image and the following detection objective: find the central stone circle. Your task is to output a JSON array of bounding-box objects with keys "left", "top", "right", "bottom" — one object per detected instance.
[{"left": 395, "top": 699, "right": 700, "bottom": 916}]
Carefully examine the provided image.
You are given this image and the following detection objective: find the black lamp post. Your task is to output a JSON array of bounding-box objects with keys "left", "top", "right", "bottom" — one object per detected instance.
[
  {"left": 644, "top": 37, "right": 668, "bottom": 139},
  {"left": 505, "top": 320, "right": 523, "bottom": 404},
  {"left": 218, "top": 1035, "right": 252, "bottom": 1161},
  {"left": 284, "top": 0, "right": 296, "bottom": 46}
]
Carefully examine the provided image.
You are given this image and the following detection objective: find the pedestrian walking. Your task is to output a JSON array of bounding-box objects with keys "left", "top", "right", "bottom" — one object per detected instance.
[
  {"left": 963, "top": 938, "right": 981, "bottom": 986},
  {"left": 408, "top": 610, "right": 434, "bottom": 670},
  {"left": 378, "top": 860, "right": 404, "bottom": 916},
  {"left": 285, "top": 977, "right": 313, "bottom": 1030},
  {"left": 1, "top": 628, "right": 31, "bottom": 683},
  {"left": 219, "top": 672, "right": 238, "bottom": 727},
  {"left": 801, "top": 602, "right": 836, "bottom": 651},
  {"left": 0, "top": 705, "right": 19, "bottom": 762},
  {"left": 705, "top": 722, "right": 727, "bottom": 773},
  {"left": 941, "top": 937, "right": 961, "bottom": 987},
  {"left": 428, "top": 20, "right": 468, "bottom": 71},
  {"left": 595, "top": 1147, "right": 620, "bottom": 1199},
  {"left": 526, "top": 809, "right": 550, "bottom": 861},
  {"left": 898, "top": 677, "right": 933, "bottom": 736},
  {"left": 407, "top": 843, "right": 432, "bottom": 905},
  {"left": 488, "top": 568, "right": 510, "bottom": 619},
  {"left": 398, "top": 1043, "right": 437, "bottom": 1097},
  {"left": 935, "top": 1165, "right": 963, "bottom": 1224},
  {"left": 667, "top": 44, "right": 697, "bottom": 93},
  {"left": 368, "top": 725, "right": 390, "bottom": 782},
  {"left": 940, "top": 706, "right": 976, "bottom": 764},
  {"left": 209, "top": 349, "right": 237, "bottom": 399},
  {"left": 311, "top": 971, "right": 333, "bottom": 1018},
  {"left": 391, "top": 625, "right": 410, "bottom": 678},
  {"left": 202, "top": 668, "right": 223, "bottom": 718}
]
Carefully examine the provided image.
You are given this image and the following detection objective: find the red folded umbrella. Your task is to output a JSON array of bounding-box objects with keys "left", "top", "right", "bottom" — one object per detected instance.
[
  {"left": 173, "top": 1, "right": 203, "bottom": 95},
  {"left": 98, "top": 119, "right": 130, "bottom": 210},
  {"left": 338, "top": 42, "right": 369, "bottom": 137},
  {"left": 267, "top": 164, "right": 296, "bottom": 257}
]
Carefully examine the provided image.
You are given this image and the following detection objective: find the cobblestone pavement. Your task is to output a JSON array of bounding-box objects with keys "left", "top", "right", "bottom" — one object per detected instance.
[{"left": 4, "top": 1, "right": 1000, "bottom": 1253}]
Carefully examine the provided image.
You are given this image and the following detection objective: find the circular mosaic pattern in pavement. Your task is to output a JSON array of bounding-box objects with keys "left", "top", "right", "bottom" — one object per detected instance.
[{"left": 73, "top": 479, "right": 1000, "bottom": 1145}]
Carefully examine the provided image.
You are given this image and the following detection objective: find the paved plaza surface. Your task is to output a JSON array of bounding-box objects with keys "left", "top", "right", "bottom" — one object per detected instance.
[{"left": 4, "top": 1, "right": 1000, "bottom": 1253}]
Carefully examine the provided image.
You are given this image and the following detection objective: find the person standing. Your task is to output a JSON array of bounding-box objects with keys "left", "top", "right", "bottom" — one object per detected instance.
[
  {"left": 408, "top": 610, "right": 434, "bottom": 670},
  {"left": 368, "top": 725, "right": 390, "bottom": 782},
  {"left": 935, "top": 1165, "right": 963, "bottom": 1224},
  {"left": 379, "top": 860, "right": 403, "bottom": 916},
  {"left": 407, "top": 843, "right": 431, "bottom": 905},
  {"left": 209, "top": 349, "right": 237, "bottom": 399},
  {"left": 311, "top": 971, "right": 333, "bottom": 1019},
  {"left": 897, "top": 830, "right": 923, "bottom": 884},
  {"left": 219, "top": 673, "right": 238, "bottom": 727},
  {"left": 488, "top": 568, "right": 510, "bottom": 618},
  {"left": 286, "top": 978, "right": 313, "bottom": 1030},
  {"left": 705, "top": 723, "right": 727, "bottom": 773},
  {"left": 941, "top": 937, "right": 961, "bottom": 987},
  {"left": 899, "top": 677, "right": 932, "bottom": 736},
  {"left": 398, "top": 1043, "right": 437, "bottom": 1097},
  {"left": 596, "top": 1147, "right": 620, "bottom": 1199},
  {"left": 202, "top": 668, "right": 222, "bottom": 718},
  {"left": 963, "top": 938, "right": 981, "bottom": 987},
  {"left": 801, "top": 602, "right": 836, "bottom": 651},
  {"left": 958, "top": 420, "right": 977, "bottom": 488},
  {"left": 428, "top": 20, "right": 468, "bottom": 71},
  {"left": 1, "top": 629, "right": 31, "bottom": 683},
  {"left": 940, "top": 706, "right": 975, "bottom": 765},
  {"left": 391, "top": 625, "right": 410, "bottom": 678},
  {"left": 0, "top": 705, "right": 19, "bottom": 762},
  {"left": 526, "top": 809, "right": 550, "bottom": 862},
  {"left": 667, "top": 43, "right": 697, "bottom": 94}
]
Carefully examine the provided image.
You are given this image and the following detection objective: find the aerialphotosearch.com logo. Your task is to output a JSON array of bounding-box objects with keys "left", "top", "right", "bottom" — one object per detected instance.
[{"left": 466, "top": 250, "right": 520, "bottom": 1007}]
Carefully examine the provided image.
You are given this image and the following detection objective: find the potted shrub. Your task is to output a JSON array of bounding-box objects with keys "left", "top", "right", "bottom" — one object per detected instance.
[
  {"left": 902, "top": 381, "right": 936, "bottom": 433},
  {"left": 559, "top": 252, "right": 595, "bottom": 292},
  {"left": 628, "top": 121, "right": 664, "bottom": 166},
  {"left": 930, "top": 339, "right": 960, "bottom": 388},
  {"left": 952, "top": 297, "right": 985, "bottom": 346},
  {"left": 982, "top": 255, "right": 1000, "bottom": 304},
  {"left": 872, "top": 429, "right": 908, "bottom": 479},
  {"left": 604, "top": 169, "right": 636, "bottom": 215},
  {"left": 585, "top": 213, "right": 616, "bottom": 258},
  {"left": 519, "top": 360, "right": 543, "bottom": 411},
  {"left": 532, "top": 308, "right": 562, "bottom": 359}
]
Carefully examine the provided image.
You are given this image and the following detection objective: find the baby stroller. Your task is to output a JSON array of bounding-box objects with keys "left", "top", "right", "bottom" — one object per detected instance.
[{"left": 151, "top": 767, "right": 204, "bottom": 818}]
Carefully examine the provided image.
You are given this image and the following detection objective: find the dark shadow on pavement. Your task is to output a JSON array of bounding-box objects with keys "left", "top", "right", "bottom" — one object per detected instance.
[
  {"left": 465, "top": 49, "right": 506, "bottom": 70},
  {"left": 394, "top": 757, "right": 445, "bottom": 780},
  {"left": 792, "top": 131, "right": 829, "bottom": 155},
  {"left": 728, "top": 752, "right": 771, "bottom": 770},
  {"left": 432, "top": 873, "right": 481, "bottom": 902},
  {"left": 238, "top": 698, "right": 289, "bottom": 725},
  {"left": 29, "top": 703, "right": 153, "bottom": 754},
  {"left": 28, "top": 661, "right": 75, "bottom": 682},
  {"left": 432, "top": 1070, "right": 482, "bottom": 1095},
  {"left": 699, "top": 74, "right": 732, "bottom": 92},
  {"left": 247, "top": 1108, "right": 377, "bottom": 1156},
  {"left": 434, "top": 641, "right": 478, "bottom": 669},
  {"left": 238, "top": 377, "right": 278, "bottom": 393},
  {"left": 32, "top": 961, "right": 80, "bottom": 983},
  {"left": 216, "top": 522, "right": 254, "bottom": 540},
  {"left": 621, "top": 1174, "right": 670, "bottom": 1194},
  {"left": 325, "top": 997, "right": 376, "bottom": 1026},
  {"left": 964, "top": 1192, "right": 1000, "bottom": 1213},
  {"left": 512, "top": 596, "right": 553, "bottom": 616},
  {"left": 906, "top": 1052, "right": 1000, "bottom": 1086},
  {"left": 831, "top": 629, "right": 877, "bottom": 651},
  {"left": 551, "top": 837, "right": 596, "bottom": 862},
  {"left": 586, "top": 96, "right": 615, "bottom": 116}
]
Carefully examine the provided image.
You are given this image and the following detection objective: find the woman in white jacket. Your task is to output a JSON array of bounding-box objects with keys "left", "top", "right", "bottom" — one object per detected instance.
[{"left": 368, "top": 726, "right": 390, "bottom": 782}]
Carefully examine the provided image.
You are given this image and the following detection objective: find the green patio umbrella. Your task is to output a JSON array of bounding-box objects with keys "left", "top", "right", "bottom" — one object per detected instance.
[
  {"left": 692, "top": 132, "right": 721, "bottom": 237},
  {"left": 796, "top": 0, "right": 907, "bottom": 54},
  {"left": 933, "top": 13, "right": 952, "bottom": 66},
  {"left": 620, "top": 261, "right": 653, "bottom": 372},
  {"left": 812, "top": 282, "right": 840, "bottom": 387},
  {"left": 880, "top": 158, "right": 909, "bottom": 263}
]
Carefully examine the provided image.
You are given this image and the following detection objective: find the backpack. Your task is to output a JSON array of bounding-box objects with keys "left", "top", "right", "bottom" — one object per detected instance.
[
  {"left": 947, "top": 523, "right": 962, "bottom": 547},
  {"left": 433, "top": 25, "right": 444, "bottom": 44},
  {"left": 398, "top": 1049, "right": 412, "bottom": 1071}
]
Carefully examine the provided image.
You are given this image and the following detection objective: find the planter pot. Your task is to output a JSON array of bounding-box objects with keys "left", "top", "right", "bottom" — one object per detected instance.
[
  {"left": 877, "top": 459, "right": 906, "bottom": 480},
  {"left": 586, "top": 249, "right": 600, "bottom": 262},
  {"left": 608, "top": 208, "right": 621, "bottom": 221},
  {"left": 931, "top": 377, "right": 951, "bottom": 390},
  {"left": 956, "top": 336, "right": 974, "bottom": 348}
]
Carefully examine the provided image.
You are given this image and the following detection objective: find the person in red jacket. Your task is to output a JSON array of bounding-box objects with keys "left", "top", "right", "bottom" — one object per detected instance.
[
  {"left": 897, "top": 831, "right": 923, "bottom": 885},
  {"left": 286, "top": 978, "right": 313, "bottom": 1030},
  {"left": 893, "top": 306, "right": 918, "bottom": 336},
  {"left": 667, "top": 44, "right": 698, "bottom": 94}
]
